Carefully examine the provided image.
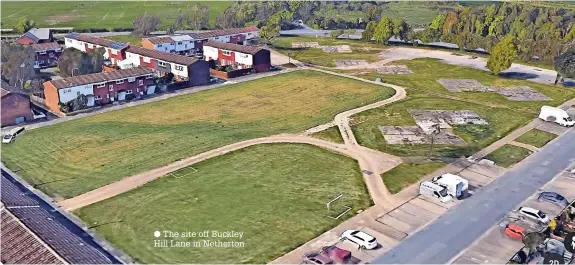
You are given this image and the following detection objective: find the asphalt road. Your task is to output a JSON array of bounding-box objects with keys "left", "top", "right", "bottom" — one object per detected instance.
[{"left": 372, "top": 127, "right": 575, "bottom": 264}]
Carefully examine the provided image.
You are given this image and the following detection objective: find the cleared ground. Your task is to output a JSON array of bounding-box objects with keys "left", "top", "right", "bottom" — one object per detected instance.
[
  {"left": 310, "top": 126, "right": 344, "bottom": 144},
  {"left": 485, "top": 145, "right": 532, "bottom": 168},
  {"left": 1, "top": 70, "right": 395, "bottom": 199},
  {"left": 0, "top": 1, "right": 231, "bottom": 29},
  {"left": 514, "top": 129, "right": 558, "bottom": 148},
  {"left": 274, "top": 36, "right": 383, "bottom": 67},
  {"left": 380, "top": 162, "right": 446, "bottom": 194},
  {"left": 75, "top": 144, "right": 372, "bottom": 264},
  {"left": 349, "top": 58, "right": 575, "bottom": 158}
]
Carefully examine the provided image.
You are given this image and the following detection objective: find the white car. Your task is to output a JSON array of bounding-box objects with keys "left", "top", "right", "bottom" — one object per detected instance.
[
  {"left": 340, "top": 230, "right": 377, "bottom": 250},
  {"left": 518, "top": 207, "right": 550, "bottom": 224}
]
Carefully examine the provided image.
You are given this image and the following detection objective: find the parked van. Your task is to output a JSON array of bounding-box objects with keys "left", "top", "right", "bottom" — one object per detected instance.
[
  {"left": 539, "top": 106, "right": 574, "bottom": 127},
  {"left": 419, "top": 181, "right": 451, "bottom": 203},
  {"left": 431, "top": 173, "right": 469, "bottom": 199},
  {"left": 2, "top": 127, "right": 25, "bottom": 144}
]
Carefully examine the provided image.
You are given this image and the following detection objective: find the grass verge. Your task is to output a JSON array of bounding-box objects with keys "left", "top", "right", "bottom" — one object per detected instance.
[
  {"left": 380, "top": 162, "right": 446, "bottom": 194},
  {"left": 310, "top": 126, "right": 344, "bottom": 144},
  {"left": 514, "top": 129, "right": 557, "bottom": 148},
  {"left": 485, "top": 145, "right": 532, "bottom": 168}
]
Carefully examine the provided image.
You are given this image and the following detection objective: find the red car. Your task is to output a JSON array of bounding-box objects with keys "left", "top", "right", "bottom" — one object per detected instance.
[{"left": 505, "top": 224, "right": 526, "bottom": 240}]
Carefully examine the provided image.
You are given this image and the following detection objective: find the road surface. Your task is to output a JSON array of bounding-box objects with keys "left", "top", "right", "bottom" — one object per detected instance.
[{"left": 372, "top": 127, "right": 575, "bottom": 264}]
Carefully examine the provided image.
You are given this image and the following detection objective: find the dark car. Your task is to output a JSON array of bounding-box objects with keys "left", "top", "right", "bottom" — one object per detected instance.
[
  {"left": 302, "top": 252, "right": 334, "bottom": 265},
  {"left": 537, "top": 192, "right": 569, "bottom": 208}
]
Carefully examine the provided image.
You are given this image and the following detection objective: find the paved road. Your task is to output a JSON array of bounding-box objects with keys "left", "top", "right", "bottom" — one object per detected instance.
[{"left": 372, "top": 127, "right": 575, "bottom": 264}]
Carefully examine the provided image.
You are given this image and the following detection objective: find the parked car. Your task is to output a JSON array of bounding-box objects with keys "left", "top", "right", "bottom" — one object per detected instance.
[
  {"left": 504, "top": 224, "right": 526, "bottom": 240},
  {"left": 320, "top": 246, "right": 361, "bottom": 264},
  {"left": 537, "top": 192, "right": 569, "bottom": 208},
  {"left": 518, "top": 207, "right": 550, "bottom": 224},
  {"left": 2, "top": 127, "right": 25, "bottom": 144},
  {"left": 340, "top": 230, "right": 378, "bottom": 250},
  {"left": 302, "top": 252, "right": 334, "bottom": 264}
]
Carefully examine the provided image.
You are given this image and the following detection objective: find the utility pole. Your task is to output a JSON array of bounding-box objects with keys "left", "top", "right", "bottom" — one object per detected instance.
[{"left": 428, "top": 123, "right": 441, "bottom": 161}]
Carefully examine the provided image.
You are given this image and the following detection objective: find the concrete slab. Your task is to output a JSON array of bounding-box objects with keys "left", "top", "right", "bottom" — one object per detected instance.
[
  {"left": 416, "top": 194, "right": 454, "bottom": 209},
  {"left": 335, "top": 60, "right": 368, "bottom": 67},
  {"left": 438, "top": 79, "right": 493, "bottom": 92},
  {"left": 371, "top": 222, "right": 407, "bottom": 241},
  {"left": 409, "top": 197, "right": 450, "bottom": 215},
  {"left": 397, "top": 203, "right": 437, "bottom": 221},
  {"left": 360, "top": 227, "right": 399, "bottom": 255},
  {"left": 457, "top": 169, "right": 494, "bottom": 187},
  {"left": 378, "top": 215, "right": 413, "bottom": 234},
  {"left": 387, "top": 208, "right": 428, "bottom": 228},
  {"left": 464, "top": 163, "right": 505, "bottom": 179},
  {"left": 452, "top": 255, "right": 480, "bottom": 264},
  {"left": 376, "top": 65, "right": 413, "bottom": 74},
  {"left": 496, "top": 86, "right": 551, "bottom": 101},
  {"left": 292, "top": 42, "right": 320, "bottom": 48},
  {"left": 536, "top": 122, "right": 569, "bottom": 135}
]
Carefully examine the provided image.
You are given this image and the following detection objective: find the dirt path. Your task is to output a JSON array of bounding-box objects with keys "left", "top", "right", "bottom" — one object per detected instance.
[{"left": 59, "top": 69, "right": 407, "bottom": 211}]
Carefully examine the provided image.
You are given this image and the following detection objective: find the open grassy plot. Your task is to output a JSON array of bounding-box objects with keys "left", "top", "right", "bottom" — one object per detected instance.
[
  {"left": 75, "top": 144, "right": 372, "bottom": 264},
  {"left": 0, "top": 1, "right": 231, "bottom": 29},
  {"left": 515, "top": 129, "right": 558, "bottom": 148},
  {"left": 1, "top": 70, "right": 395, "bottom": 199},
  {"left": 104, "top": 35, "right": 143, "bottom": 46},
  {"left": 274, "top": 35, "right": 384, "bottom": 67},
  {"left": 485, "top": 145, "right": 532, "bottom": 168},
  {"left": 311, "top": 126, "right": 344, "bottom": 144},
  {"left": 380, "top": 162, "right": 446, "bottom": 194}
]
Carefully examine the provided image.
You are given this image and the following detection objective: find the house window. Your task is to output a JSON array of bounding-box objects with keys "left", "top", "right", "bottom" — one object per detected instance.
[
  {"left": 222, "top": 50, "right": 231, "bottom": 56},
  {"left": 126, "top": 90, "right": 133, "bottom": 94},
  {"left": 109, "top": 85, "right": 114, "bottom": 91},
  {"left": 67, "top": 39, "right": 72, "bottom": 43},
  {"left": 158, "top": 44, "right": 162, "bottom": 47},
  {"left": 87, "top": 44, "right": 93, "bottom": 48},
  {"left": 94, "top": 95, "right": 102, "bottom": 100},
  {"left": 143, "top": 57, "right": 151, "bottom": 63},
  {"left": 240, "top": 54, "right": 248, "bottom": 58},
  {"left": 77, "top": 91, "right": 81, "bottom": 96},
  {"left": 177, "top": 42, "right": 182, "bottom": 45},
  {"left": 39, "top": 51, "right": 47, "bottom": 54},
  {"left": 128, "top": 77, "right": 136, "bottom": 82},
  {"left": 175, "top": 65, "right": 184, "bottom": 71},
  {"left": 116, "top": 79, "right": 125, "bottom": 84},
  {"left": 67, "top": 89, "right": 71, "bottom": 93},
  {"left": 158, "top": 61, "right": 167, "bottom": 67},
  {"left": 146, "top": 74, "right": 153, "bottom": 79},
  {"left": 96, "top": 83, "right": 106, "bottom": 88},
  {"left": 139, "top": 79, "right": 144, "bottom": 86}
]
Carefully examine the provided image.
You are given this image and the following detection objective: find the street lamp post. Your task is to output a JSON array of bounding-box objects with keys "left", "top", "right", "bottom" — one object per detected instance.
[{"left": 428, "top": 123, "right": 441, "bottom": 161}]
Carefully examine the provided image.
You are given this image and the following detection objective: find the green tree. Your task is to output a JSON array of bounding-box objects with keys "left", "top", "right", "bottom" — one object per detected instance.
[
  {"left": 374, "top": 16, "right": 392, "bottom": 44},
  {"left": 362, "top": 21, "right": 377, "bottom": 41},
  {"left": 14, "top": 18, "right": 36, "bottom": 33},
  {"left": 391, "top": 18, "right": 409, "bottom": 41},
  {"left": 330, "top": 29, "right": 344, "bottom": 39},
  {"left": 487, "top": 35, "right": 518, "bottom": 75},
  {"left": 565, "top": 25, "right": 575, "bottom": 42},
  {"left": 429, "top": 14, "right": 445, "bottom": 31},
  {"left": 554, "top": 50, "right": 575, "bottom": 85}
]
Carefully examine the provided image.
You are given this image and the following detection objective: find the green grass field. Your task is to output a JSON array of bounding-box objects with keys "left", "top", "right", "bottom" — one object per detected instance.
[
  {"left": 515, "top": 129, "right": 558, "bottom": 148},
  {"left": 104, "top": 35, "right": 143, "bottom": 46},
  {"left": 348, "top": 58, "right": 575, "bottom": 158},
  {"left": 311, "top": 126, "right": 344, "bottom": 144},
  {"left": 1, "top": 70, "right": 395, "bottom": 199},
  {"left": 274, "top": 35, "right": 384, "bottom": 67},
  {"left": 0, "top": 1, "right": 232, "bottom": 30},
  {"left": 75, "top": 144, "right": 372, "bottom": 264},
  {"left": 380, "top": 162, "right": 446, "bottom": 194},
  {"left": 485, "top": 145, "right": 532, "bottom": 168}
]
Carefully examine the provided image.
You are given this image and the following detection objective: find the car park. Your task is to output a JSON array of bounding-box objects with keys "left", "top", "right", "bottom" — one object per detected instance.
[
  {"left": 340, "top": 230, "right": 378, "bottom": 250},
  {"left": 302, "top": 252, "right": 334, "bottom": 264},
  {"left": 518, "top": 207, "right": 550, "bottom": 224},
  {"left": 504, "top": 224, "right": 526, "bottom": 240},
  {"left": 537, "top": 192, "right": 569, "bottom": 208}
]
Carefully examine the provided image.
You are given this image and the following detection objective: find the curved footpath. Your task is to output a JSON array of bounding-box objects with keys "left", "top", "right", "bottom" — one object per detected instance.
[{"left": 59, "top": 68, "right": 407, "bottom": 211}]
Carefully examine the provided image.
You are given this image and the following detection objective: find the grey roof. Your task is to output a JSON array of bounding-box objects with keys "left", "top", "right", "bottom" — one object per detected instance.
[
  {"left": 25, "top": 28, "right": 51, "bottom": 41},
  {"left": 48, "top": 66, "right": 155, "bottom": 89},
  {"left": 204, "top": 41, "right": 265, "bottom": 55}
]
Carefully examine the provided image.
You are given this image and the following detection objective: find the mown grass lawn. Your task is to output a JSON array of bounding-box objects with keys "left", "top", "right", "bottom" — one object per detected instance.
[
  {"left": 380, "top": 162, "right": 446, "bottom": 194},
  {"left": 0, "top": 1, "right": 231, "bottom": 29},
  {"left": 348, "top": 58, "right": 575, "bottom": 158},
  {"left": 274, "top": 35, "right": 384, "bottom": 67},
  {"left": 1, "top": 70, "right": 395, "bottom": 199},
  {"left": 485, "top": 145, "right": 533, "bottom": 168},
  {"left": 75, "top": 144, "right": 372, "bottom": 264},
  {"left": 104, "top": 35, "right": 143, "bottom": 46},
  {"left": 311, "top": 126, "right": 344, "bottom": 144},
  {"left": 515, "top": 129, "right": 558, "bottom": 148}
]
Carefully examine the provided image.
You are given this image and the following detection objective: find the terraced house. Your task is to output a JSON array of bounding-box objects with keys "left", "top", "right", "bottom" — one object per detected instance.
[
  {"left": 203, "top": 41, "right": 271, "bottom": 72},
  {"left": 64, "top": 33, "right": 129, "bottom": 66},
  {"left": 31, "top": 42, "right": 62, "bottom": 68}
]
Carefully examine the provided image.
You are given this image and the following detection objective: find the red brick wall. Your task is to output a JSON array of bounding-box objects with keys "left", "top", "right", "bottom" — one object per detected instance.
[
  {"left": 218, "top": 49, "right": 235, "bottom": 65},
  {"left": 93, "top": 76, "right": 153, "bottom": 104},
  {"left": 16, "top": 36, "right": 36, "bottom": 45},
  {"left": 43, "top": 81, "right": 62, "bottom": 114},
  {"left": 1, "top": 94, "right": 34, "bottom": 126}
]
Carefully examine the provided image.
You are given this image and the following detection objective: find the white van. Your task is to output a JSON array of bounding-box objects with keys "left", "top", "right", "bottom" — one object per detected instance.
[
  {"left": 2, "top": 127, "right": 25, "bottom": 144},
  {"left": 419, "top": 181, "right": 452, "bottom": 203},
  {"left": 539, "top": 106, "right": 574, "bottom": 127},
  {"left": 431, "top": 173, "right": 469, "bottom": 199}
]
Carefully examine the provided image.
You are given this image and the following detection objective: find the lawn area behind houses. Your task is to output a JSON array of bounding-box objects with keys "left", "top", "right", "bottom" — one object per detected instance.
[
  {"left": 380, "top": 162, "right": 446, "bottom": 194},
  {"left": 75, "top": 144, "right": 372, "bottom": 264},
  {"left": 514, "top": 129, "right": 558, "bottom": 148},
  {"left": 104, "top": 35, "right": 143, "bottom": 46},
  {"left": 1, "top": 70, "right": 395, "bottom": 199},
  {"left": 485, "top": 145, "right": 533, "bottom": 168}
]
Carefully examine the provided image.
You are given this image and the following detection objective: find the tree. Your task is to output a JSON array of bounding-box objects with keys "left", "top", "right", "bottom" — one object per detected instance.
[
  {"left": 487, "top": 35, "right": 518, "bottom": 75},
  {"left": 554, "top": 50, "right": 575, "bottom": 85},
  {"left": 57, "top": 48, "right": 104, "bottom": 78},
  {"left": 391, "top": 18, "right": 409, "bottom": 41},
  {"left": 14, "top": 18, "right": 36, "bottom": 33},
  {"left": 374, "top": 16, "right": 392, "bottom": 44},
  {"left": 0, "top": 41, "right": 36, "bottom": 89},
  {"left": 330, "top": 29, "right": 344, "bottom": 39},
  {"left": 132, "top": 15, "right": 161, "bottom": 36},
  {"left": 187, "top": 4, "right": 210, "bottom": 30},
  {"left": 522, "top": 232, "right": 546, "bottom": 258},
  {"left": 363, "top": 5, "right": 380, "bottom": 22},
  {"left": 362, "top": 21, "right": 377, "bottom": 41},
  {"left": 260, "top": 10, "right": 292, "bottom": 46}
]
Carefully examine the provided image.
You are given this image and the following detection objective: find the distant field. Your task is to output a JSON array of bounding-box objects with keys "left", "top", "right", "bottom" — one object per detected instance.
[
  {"left": 104, "top": 35, "right": 142, "bottom": 46},
  {"left": 1, "top": 70, "right": 395, "bottom": 199},
  {"left": 0, "top": 1, "right": 232, "bottom": 30},
  {"left": 76, "top": 144, "right": 372, "bottom": 264}
]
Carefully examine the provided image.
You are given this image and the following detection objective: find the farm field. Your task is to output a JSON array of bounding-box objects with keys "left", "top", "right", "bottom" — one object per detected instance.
[
  {"left": 274, "top": 35, "right": 384, "bottom": 67},
  {"left": 485, "top": 145, "right": 532, "bottom": 168},
  {"left": 1, "top": 70, "right": 395, "bottom": 199},
  {"left": 104, "top": 35, "right": 142, "bottom": 46},
  {"left": 75, "top": 144, "right": 372, "bottom": 264},
  {"left": 380, "top": 162, "right": 446, "bottom": 194},
  {"left": 514, "top": 129, "right": 558, "bottom": 148},
  {"left": 349, "top": 58, "right": 575, "bottom": 158},
  {"left": 0, "top": 1, "right": 232, "bottom": 30}
]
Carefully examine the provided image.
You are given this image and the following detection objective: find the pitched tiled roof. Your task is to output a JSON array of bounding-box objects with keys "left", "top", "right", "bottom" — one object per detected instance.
[
  {"left": 31, "top": 42, "right": 61, "bottom": 52},
  {"left": 1, "top": 208, "right": 65, "bottom": 264},
  {"left": 204, "top": 41, "right": 264, "bottom": 55},
  {"left": 65, "top": 33, "right": 129, "bottom": 50},
  {"left": 47, "top": 66, "right": 154, "bottom": 89},
  {"left": 1, "top": 80, "right": 28, "bottom": 98},
  {"left": 146, "top": 36, "right": 176, "bottom": 45},
  {"left": 127, "top": 46, "right": 199, "bottom": 65},
  {"left": 189, "top": 26, "right": 258, "bottom": 40}
]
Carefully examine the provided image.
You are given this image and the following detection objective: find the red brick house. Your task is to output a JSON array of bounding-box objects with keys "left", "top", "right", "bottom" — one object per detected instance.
[
  {"left": 16, "top": 28, "right": 53, "bottom": 45},
  {"left": 203, "top": 41, "right": 271, "bottom": 72},
  {"left": 30, "top": 42, "right": 62, "bottom": 68},
  {"left": 43, "top": 66, "right": 156, "bottom": 114},
  {"left": 1, "top": 81, "right": 34, "bottom": 126}
]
